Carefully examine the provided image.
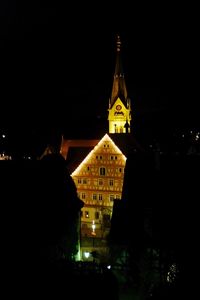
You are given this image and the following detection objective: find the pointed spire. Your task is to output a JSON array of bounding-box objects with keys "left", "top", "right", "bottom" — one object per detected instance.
[{"left": 110, "top": 34, "right": 128, "bottom": 107}]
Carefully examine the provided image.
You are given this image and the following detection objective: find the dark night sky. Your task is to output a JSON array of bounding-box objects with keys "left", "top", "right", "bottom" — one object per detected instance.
[{"left": 0, "top": 2, "right": 199, "bottom": 149}]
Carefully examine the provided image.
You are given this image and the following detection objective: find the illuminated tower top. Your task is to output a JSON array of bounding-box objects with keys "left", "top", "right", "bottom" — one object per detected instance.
[
  {"left": 110, "top": 35, "right": 128, "bottom": 108},
  {"left": 108, "top": 35, "right": 131, "bottom": 134}
]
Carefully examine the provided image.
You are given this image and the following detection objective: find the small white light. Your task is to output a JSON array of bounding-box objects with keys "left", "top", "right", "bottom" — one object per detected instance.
[
  {"left": 107, "top": 265, "right": 111, "bottom": 269},
  {"left": 2, "top": 134, "right": 6, "bottom": 138},
  {"left": 84, "top": 252, "right": 90, "bottom": 258},
  {"left": 92, "top": 220, "right": 96, "bottom": 232}
]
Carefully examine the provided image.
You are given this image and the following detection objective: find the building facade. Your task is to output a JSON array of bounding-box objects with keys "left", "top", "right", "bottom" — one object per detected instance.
[
  {"left": 71, "top": 134, "right": 126, "bottom": 260},
  {"left": 61, "top": 35, "right": 134, "bottom": 261}
]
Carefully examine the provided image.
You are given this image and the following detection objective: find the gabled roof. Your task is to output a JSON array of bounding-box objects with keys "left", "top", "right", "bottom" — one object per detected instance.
[
  {"left": 71, "top": 133, "right": 127, "bottom": 176},
  {"left": 62, "top": 133, "right": 144, "bottom": 174}
]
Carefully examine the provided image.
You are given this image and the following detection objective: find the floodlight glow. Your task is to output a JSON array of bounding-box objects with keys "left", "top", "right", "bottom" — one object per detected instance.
[{"left": 84, "top": 252, "right": 90, "bottom": 258}]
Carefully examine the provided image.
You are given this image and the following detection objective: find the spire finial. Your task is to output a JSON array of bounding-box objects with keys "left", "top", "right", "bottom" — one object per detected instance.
[{"left": 116, "top": 34, "right": 121, "bottom": 52}]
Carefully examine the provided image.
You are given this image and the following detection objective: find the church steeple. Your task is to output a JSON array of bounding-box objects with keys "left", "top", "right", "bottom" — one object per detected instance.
[
  {"left": 108, "top": 35, "right": 132, "bottom": 134},
  {"left": 110, "top": 35, "right": 128, "bottom": 107}
]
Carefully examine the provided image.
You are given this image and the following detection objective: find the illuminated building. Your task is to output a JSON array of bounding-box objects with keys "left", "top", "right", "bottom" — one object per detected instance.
[
  {"left": 60, "top": 35, "right": 141, "bottom": 261},
  {"left": 70, "top": 134, "right": 127, "bottom": 260},
  {"left": 0, "top": 153, "right": 12, "bottom": 160}
]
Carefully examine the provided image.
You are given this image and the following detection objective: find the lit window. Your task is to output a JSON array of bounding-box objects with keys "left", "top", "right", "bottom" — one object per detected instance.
[
  {"left": 98, "top": 194, "right": 103, "bottom": 201},
  {"left": 93, "top": 194, "right": 97, "bottom": 200},
  {"left": 85, "top": 211, "right": 89, "bottom": 218},
  {"left": 99, "top": 167, "right": 106, "bottom": 176},
  {"left": 109, "top": 179, "right": 114, "bottom": 186}
]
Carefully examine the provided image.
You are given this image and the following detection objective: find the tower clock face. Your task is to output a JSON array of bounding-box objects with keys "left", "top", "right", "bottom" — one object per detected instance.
[{"left": 116, "top": 105, "right": 122, "bottom": 111}]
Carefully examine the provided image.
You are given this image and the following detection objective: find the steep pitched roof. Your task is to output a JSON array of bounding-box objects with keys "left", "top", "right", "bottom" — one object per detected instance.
[
  {"left": 62, "top": 133, "right": 144, "bottom": 174},
  {"left": 110, "top": 35, "right": 129, "bottom": 108},
  {"left": 71, "top": 133, "right": 126, "bottom": 176}
]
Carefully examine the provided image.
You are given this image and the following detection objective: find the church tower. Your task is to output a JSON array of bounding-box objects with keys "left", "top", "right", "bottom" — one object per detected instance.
[{"left": 108, "top": 35, "right": 131, "bottom": 134}]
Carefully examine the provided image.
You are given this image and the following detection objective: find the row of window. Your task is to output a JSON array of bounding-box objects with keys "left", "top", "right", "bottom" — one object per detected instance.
[
  {"left": 77, "top": 166, "right": 123, "bottom": 176},
  {"left": 96, "top": 155, "right": 118, "bottom": 160},
  {"left": 78, "top": 178, "right": 116, "bottom": 186},
  {"left": 78, "top": 193, "right": 120, "bottom": 201}
]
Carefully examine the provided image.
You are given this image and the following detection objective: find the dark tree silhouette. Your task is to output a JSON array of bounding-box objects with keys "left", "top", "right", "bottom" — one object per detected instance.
[
  {"left": 109, "top": 152, "right": 200, "bottom": 299},
  {"left": 0, "top": 153, "right": 84, "bottom": 297}
]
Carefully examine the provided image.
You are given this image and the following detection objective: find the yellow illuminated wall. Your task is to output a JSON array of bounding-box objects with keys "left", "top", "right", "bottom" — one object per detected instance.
[{"left": 108, "top": 97, "right": 131, "bottom": 133}]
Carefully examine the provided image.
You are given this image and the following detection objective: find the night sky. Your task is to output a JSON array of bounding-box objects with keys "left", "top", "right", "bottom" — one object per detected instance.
[{"left": 1, "top": 2, "right": 199, "bottom": 150}]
